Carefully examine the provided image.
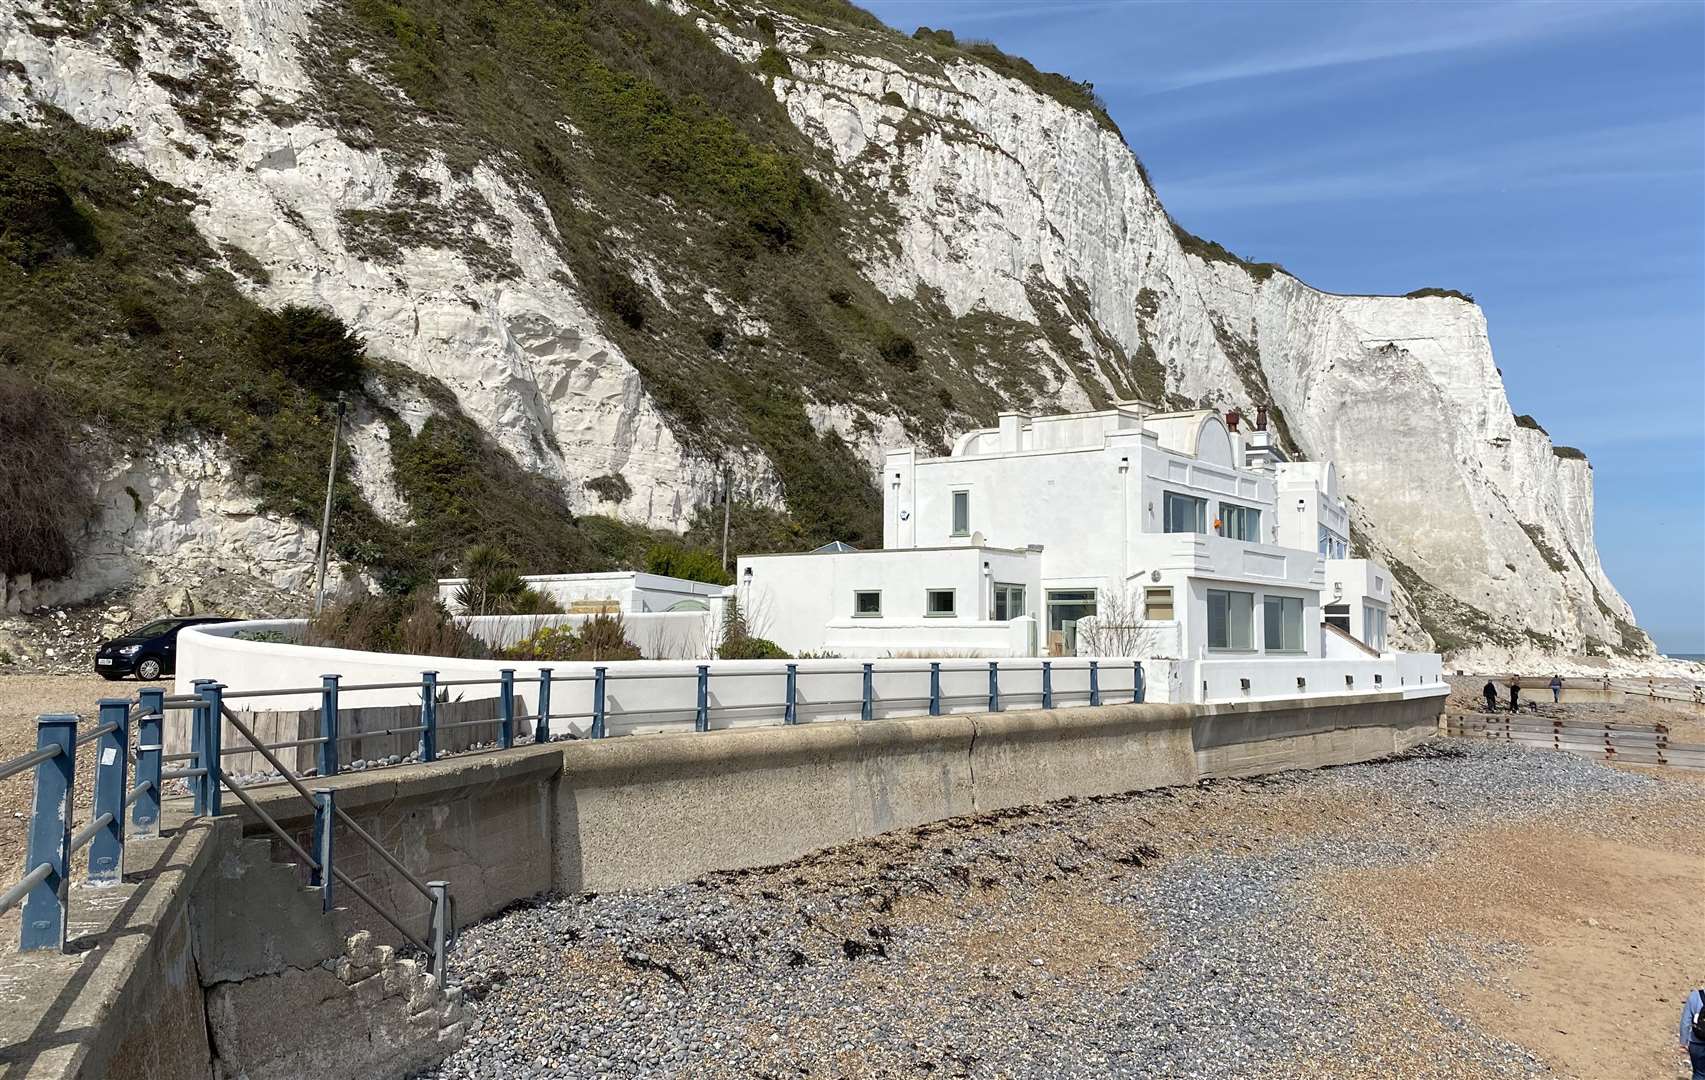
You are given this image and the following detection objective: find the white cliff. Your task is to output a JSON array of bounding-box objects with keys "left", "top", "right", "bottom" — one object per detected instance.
[
  {"left": 0, "top": 0, "right": 1651, "bottom": 660},
  {"left": 0, "top": 0, "right": 728, "bottom": 542},
  {"left": 715, "top": 7, "right": 1647, "bottom": 660}
]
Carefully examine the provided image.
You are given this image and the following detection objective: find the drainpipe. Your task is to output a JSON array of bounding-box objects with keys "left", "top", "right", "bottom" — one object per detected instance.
[{"left": 1118, "top": 454, "right": 1131, "bottom": 585}]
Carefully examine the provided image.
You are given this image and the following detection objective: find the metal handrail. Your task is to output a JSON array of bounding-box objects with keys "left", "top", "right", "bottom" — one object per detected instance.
[
  {"left": 0, "top": 864, "right": 52, "bottom": 918},
  {"left": 216, "top": 768, "right": 318, "bottom": 870},
  {"left": 68, "top": 812, "right": 116, "bottom": 854},
  {"left": 218, "top": 706, "right": 435, "bottom": 904},
  {"left": 0, "top": 744, "right": 63, "bottom": 784},
  {"left": 75, "top": 720, "right": 121, "bottom": 747}
]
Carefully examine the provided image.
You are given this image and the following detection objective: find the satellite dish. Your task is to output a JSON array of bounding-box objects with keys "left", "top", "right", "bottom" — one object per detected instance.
[{"left": 970, "top": 530, "right": 986, "bottom": 545}]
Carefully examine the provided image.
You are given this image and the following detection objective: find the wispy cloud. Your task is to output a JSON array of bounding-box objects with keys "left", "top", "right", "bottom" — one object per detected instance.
[
  {"left": 1111, "top": 0, "right": 1677, "bottom": 93},
  {"left": 1162, "top": 116, "right": 1704, "bottom": 211}
]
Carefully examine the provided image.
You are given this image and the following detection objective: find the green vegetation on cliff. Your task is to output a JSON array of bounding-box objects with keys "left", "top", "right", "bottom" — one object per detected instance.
[{"left": 0, "top": 112, "right": 645, "bottom": 588}]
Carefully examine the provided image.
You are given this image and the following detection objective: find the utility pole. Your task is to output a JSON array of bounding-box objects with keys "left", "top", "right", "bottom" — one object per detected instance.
[
  {"left": 719, "top": 466, "right": 733, "bottom": 573},
  {"left": 312, "top": 394, "right": 347, "bottom": 615}
]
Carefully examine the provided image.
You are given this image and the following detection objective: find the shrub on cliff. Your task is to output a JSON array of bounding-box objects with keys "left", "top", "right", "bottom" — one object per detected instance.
[
  {"left": 0, "top": 134, "right": 99, "bottom": 268},
  {"left": 251, "top": 304, "right": 366, "bottom": 394},
  {"left": 0, "top": 371, "right": 95, "bottom": 580}
]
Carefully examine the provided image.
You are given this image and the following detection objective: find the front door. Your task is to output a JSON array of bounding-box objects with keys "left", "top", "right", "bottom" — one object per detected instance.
[{"left": 1045, "top": 590, "right": 1098, "bottom": 656}]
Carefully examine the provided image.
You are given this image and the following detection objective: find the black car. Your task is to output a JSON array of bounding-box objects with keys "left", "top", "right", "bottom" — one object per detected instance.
[{"left": 94, "top": 616, "right": 233, "bottom": 681}]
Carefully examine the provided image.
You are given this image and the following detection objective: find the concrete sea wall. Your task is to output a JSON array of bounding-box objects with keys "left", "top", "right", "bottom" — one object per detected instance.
[
  {"left": 240, "top": 692, "right": 1442, "bottom": 911},
  {"left": 6, "top": 690, "right": 1443, "bottom": 1080}
]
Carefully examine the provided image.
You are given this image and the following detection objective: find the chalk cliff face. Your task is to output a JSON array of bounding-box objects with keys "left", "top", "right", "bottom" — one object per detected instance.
[{"left": 0, "top": 0, "right": 1650, "bottom": 659}]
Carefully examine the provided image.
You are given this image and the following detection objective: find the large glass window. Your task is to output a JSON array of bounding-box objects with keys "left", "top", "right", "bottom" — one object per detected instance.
[
  {"left": 1207, "top": 589, "right": 1254, "bottom": 650},
  {"left": 1363, "top": 604, "right": 1388, "bottom": 651},
  {"left": 1219, "top": 502, "right": 1262, "bottom": 543},
  {"left": 1263, "top": 595, "right": 1305, "bottom": 653},
  {"left": 1318, "top": 526, "right": 1347, "bottom": 559},
  {"left": 926, "top": 589, "right": 957, "bottom": 617},
  {"left": 1163, "top": 492, "right": 1207, "bottom": 534},
  {"left": 951, "top": 490, "right": 970, "bottom": 536},
  {"left": 854, "top": 590, "right": 882, "bottom": 617},
  {"left": 992, "top": 583, "right": 1026, "bottom": 621},
  {"left": 1046, "top": 589, "right": 1098, "bottom": 655}
]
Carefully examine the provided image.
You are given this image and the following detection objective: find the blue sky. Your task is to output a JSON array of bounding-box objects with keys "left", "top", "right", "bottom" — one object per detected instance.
[{"left": 862, "top": 0, "right": 1705, "bottom": 655}]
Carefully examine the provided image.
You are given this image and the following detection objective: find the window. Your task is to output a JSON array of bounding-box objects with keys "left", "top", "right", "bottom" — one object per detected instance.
[
  {"left": 1363, "top": 604, "right": 1388, "bottom": 651},
  {"left": 992, "top": 583, "right": 1026, "bottom": 621},
  {"left": 1046, "top": 589, "right": 1098, "bottom": 655},
  {"left": 1207, "top": 589, "right": 1254, "bottom": 650},
  {"left": 1143, "top": 586, "right": 1174, "bottom": 621},
  {"left": 951, "top": 490, "right": 970, "bottom": 536},
  {"left": 1324, "top": 603, "right": 1351, "bottom": 633},
  {"left": 1263, "top": 595, "right": 1305, "bottom": 653},
  {"left": 926, "top": 589, "right": 957, "bottom": 617},
  {"left": 854, "top": 590, "right": 882, "bottom": 617},
  {"left": 1219, "top": 502, "right": 1262, "bottom": 543},
  {"left": 1318, "top": 525, "right": 1347, "bottom": 559},
  {"left": 1163, "top": 491, "right": 1207, "bottom": 534}
]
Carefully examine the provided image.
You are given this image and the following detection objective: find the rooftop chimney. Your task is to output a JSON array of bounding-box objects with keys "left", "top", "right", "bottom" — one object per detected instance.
[
  {"left": 1224, "top": 409, "right": 1241, "bottom": 432},
  {"left": 1255, "top": 404, "right": 1269, "bottom": 431}
]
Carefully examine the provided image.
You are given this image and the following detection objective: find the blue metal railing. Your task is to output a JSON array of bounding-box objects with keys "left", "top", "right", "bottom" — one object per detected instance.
[{"left": 0, "top": 656, "right": 1145, "bottom": 956}]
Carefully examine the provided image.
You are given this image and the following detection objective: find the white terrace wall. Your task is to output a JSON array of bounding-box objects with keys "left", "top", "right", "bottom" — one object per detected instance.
[
  {"left": 459, "top": 611, "right": 715, "bottom": 658},
  {"left": 173, "top": 621, "right": 1150, "bottom": 724},
  {"left": 177, "top": 622, "right": 1444, "bottom": 724}
]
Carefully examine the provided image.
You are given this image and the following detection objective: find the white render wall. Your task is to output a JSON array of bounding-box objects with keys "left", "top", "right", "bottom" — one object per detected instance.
[
  {"left": 738, "top": 546, "right": 1042, "bottom": 656},
  {"left": 438, "top": 571, "right": 725, "bottom": 614},
  {"left": 459, "top": 611, "right": 715, "bottom": 658},
  {"left": 175, "top": 621, "right": 1444, "bottom": 716}
]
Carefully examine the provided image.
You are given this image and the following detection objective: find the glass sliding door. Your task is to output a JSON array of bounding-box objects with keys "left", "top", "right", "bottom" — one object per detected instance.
[{"left": 1046, "top": 589, "right": 1098, "bottom": 655}]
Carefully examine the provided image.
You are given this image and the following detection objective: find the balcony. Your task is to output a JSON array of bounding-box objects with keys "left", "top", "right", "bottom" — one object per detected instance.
[{"left": 1129, "top": 532, "right": 1325, "bottom": 589}]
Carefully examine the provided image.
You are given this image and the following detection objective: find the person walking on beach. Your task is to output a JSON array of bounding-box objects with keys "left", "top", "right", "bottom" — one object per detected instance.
[
  {"left": 1507, "top": 676, "right": 1521, "bottom": 713},
  {"left": 1482, "top": 680, "right": 1498, "bottom": 712},
  {"left": 1549, "top": 674, "right": 1563, "bottom": 703},
  {"left": 1681, "top": 987, "right": 1705, "bottom": 1080}
]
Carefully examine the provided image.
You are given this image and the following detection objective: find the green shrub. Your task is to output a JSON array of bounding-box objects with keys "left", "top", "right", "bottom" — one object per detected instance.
[
  {"left": 1513, "top": 414, "right": 1548, "bottom": 435},
  {"left": 307, "top": 588, "right": 491, "bottom": 657},
  {"left": 717, "top": 593, "right": 789, "bottom": 658},
  {"left": 880, "top": 90, "right": 904, "bottom": 108},
  {"left": 1169, "top": 220, "right": 1286, "bottom": 282},
  {"left": 253, "top": 304, "right": 366, "bottom": 393},
  {"left": 234, "top": 629, "right": 293, "bottom": 643},
  {"left": 600, "top": 272, "right": 648, "bottom": 331},
  {"left": 584, "top": 473, "right": 632, "bottom": 502},
  {"left": 1404, "top": 287, "right": 1474, "bottom": 303},
  {"left": 0, "top": 135, "right": 98, "bottom": 268},
  {"left": 1552, "top": 445, "right": 1586, "bottom": 461},
  {"left": 452, "top": 544, "right": 563, "bottom": 614},
  {"left": 757, "top": 47, "right": 792, "bottom": 78},
  {"left": 0, "top": 371, "right": 95, "bottom": 579},
  {"left": 877, "top": 328, "right": 917, "bottom": 370},
  {"left": 503, "top": 614, "right": 642, "bottom": 661},
  {"left": 644, "top": 542, "right": 732, "bottom": 585}
]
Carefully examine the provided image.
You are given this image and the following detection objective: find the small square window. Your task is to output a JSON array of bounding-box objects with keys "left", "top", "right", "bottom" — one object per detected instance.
[
  {"left": 854, "top": 591, "right": 882, "bottom": 617},
  {"left": 926, "top": 589, "right": 957, "bottom": 617}
]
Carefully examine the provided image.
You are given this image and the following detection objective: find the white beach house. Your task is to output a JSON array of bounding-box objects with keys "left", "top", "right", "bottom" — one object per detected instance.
[{"left": 738, "top": 402, "right": 1392, "bottom": 661}]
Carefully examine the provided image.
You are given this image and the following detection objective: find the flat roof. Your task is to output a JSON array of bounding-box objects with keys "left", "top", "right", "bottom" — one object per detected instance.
[{"left": 740, "top": 543, "right": 1036, "bottom": 559}]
